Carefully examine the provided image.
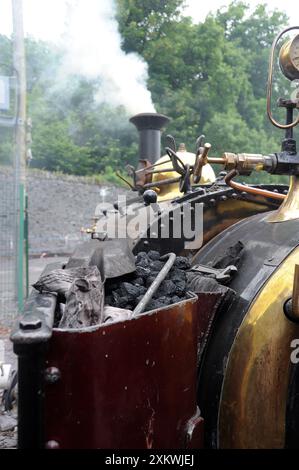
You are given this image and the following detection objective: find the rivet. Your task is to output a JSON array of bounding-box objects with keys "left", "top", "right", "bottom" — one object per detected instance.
[
  {"left": 45, "top": 367, "right": 61, "bottom": 384},
  {"left": 45, "top": 440, "right": 60, "bottom": 449}
]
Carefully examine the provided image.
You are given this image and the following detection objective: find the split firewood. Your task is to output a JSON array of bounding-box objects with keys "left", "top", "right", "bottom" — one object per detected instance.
[{"left": 59, "top": 266, "right": 104, "bottom": 328}]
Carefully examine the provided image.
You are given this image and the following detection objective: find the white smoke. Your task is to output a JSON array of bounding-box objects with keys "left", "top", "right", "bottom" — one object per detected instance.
[{"left": 60, "top": 0, "right": 155, "bottom": 114}]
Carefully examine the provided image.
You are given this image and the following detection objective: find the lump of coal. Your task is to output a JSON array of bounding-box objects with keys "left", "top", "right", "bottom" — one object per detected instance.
[
  {"left": 155, "top": 280, "right": 176, "bottom": 297},
  {"left": 149, "top": 260, "right": 164, "bottom": 271},
  {"left": 118, "top": 297, "right": 130, "bottom": 309},
  {"left": 174, "top": 257, "right": 191, "bottom": 270},
  {"left": 146, "top": 275, "right": 157, "bottom": 288},
  {"left": 120, "top": 282, "right": 141, "bottom": 299},
  {"left": 136, "top": 251, "right": 147, "bottom": 263},
  {"left": 175, "top": 280, "right": 186, "bottom": 295},
  {"left": 147, "top": 250, "right": 160, "bottom": 261},
  {"left": 132, "top": 277, "right": 144, "bottom": 286},
  {"left": 136, "top": 257, "right": 150, "bottom": 269},
  {"left": 169, "top": 268, "right": 185, "bottom": 282},
  {"left": 146, "top": 299, "right": 164, "bottom": 311},
  {"left": 136, "top": 266, "right": 151, "bottom": 279},
  {"left": 212, "top": 241, "right": 244, "bottom": 269}
]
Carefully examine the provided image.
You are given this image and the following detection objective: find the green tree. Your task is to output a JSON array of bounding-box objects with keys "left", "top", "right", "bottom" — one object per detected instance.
[{"left": 0, "top": 1, "right": 293, "bottom": 186}]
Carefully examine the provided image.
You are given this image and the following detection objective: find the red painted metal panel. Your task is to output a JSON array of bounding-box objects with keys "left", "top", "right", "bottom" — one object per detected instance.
[{"left": 44, "top": 293, "right": 222, "bottom": 449}]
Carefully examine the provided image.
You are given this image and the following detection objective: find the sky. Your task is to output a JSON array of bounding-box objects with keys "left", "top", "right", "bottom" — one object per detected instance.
[
  {"left": 184, "top": 0, "right": 297, "bottom": 24},
  {"left": 0, "top": 0, "right": 297, "bottom": 42}
]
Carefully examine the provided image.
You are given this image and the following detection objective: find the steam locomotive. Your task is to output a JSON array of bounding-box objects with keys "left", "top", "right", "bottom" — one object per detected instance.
[{"left": 10, "top": 26, "right": 299, "bottom": 449}]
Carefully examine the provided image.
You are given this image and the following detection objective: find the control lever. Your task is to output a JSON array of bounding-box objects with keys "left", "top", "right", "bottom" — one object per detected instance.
[
  {"left": 193, "top": 143, "right": 212, "bottom": 184},
  {"left": 165, "top": 147, "right": 192, "bottom": 194}
]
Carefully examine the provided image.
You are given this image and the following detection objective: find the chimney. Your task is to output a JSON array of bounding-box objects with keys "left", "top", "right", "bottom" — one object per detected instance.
[{"left": 130, "top": 112, "right": 170, "bottom": 163}]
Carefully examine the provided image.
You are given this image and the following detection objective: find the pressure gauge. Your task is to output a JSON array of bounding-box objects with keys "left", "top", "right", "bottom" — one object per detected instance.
[{"left": 279, "top": 34, "right": 299, "bottom": 81}]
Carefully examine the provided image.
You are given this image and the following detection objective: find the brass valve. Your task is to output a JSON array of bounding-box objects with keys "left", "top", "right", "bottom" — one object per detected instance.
[
  {"left": 221, "top": 152, "right": 275, "bottom": 175},
  {"left": 80, "top": 216, "right": 99, "bottom": 235}
]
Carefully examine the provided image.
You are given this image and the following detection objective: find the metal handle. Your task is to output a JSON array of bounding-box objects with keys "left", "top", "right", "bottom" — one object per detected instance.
[
  {"left": 193, "top": 143, "right": 211, "bottom": 184},
  {"left": 132, "top": 253, "right": 176, "bottom": 317}
]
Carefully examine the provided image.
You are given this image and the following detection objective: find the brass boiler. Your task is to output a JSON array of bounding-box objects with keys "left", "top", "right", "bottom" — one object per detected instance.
[
  {"left": 194, "top": 26, "right": 299, "bottom": 449},
  {"left": 194, "top": 203, "right": 299, "bottom": 448}
]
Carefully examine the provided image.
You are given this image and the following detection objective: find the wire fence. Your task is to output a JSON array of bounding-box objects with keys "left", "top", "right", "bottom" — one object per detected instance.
[
  {"left": 0, "top": 70, "right": 20, "bottom": 327},
  {"left": 0, "top": 153, "right": 19, "bottom": 326}
]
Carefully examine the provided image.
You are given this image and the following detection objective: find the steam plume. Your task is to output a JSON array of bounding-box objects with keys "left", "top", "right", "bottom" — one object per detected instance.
[{"left": 60, "top": 0, "right": 155, "bottom": 114}]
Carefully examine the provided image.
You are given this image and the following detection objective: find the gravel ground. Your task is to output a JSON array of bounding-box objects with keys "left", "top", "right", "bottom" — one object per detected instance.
[{"left": 0, "top": 330, "right": 17, "bottom": 449}]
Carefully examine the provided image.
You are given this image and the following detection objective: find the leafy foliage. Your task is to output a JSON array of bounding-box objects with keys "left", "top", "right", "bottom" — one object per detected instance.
[{"left": 0, "top": 2, "right": 295, "bottom": 185}]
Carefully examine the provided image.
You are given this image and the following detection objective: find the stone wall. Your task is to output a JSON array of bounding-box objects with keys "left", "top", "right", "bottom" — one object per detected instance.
[{"left": 0, "top": 168, "right": 130, "bottom": 255}]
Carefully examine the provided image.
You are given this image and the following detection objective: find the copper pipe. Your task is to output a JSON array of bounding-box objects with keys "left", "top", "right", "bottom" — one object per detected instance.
[
  {"left": 145, "top": 168, "right": 176, "bottom": 175},
  {"left": 135, "top": 159, "right": 172, "bottom": 174},
  {"left": 207, "top": 157, "right": 226, "bottom": 164},
  {"left": 143, "top": 176, "right": 181, "bottom": 189},
  {"left": 224, "top": 170, "right": 286, "bottom": 201},
  {"left": 116, "top": 172, "right": 135, "bottom": 189}
]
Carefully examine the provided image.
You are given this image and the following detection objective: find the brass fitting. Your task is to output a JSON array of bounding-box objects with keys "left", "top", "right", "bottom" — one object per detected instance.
[
  {"left": 80, "top": 216, "right": 99, "bottom": 235},
  {"left": 222, "top": 153, "right": 275, "bottom": 174}
]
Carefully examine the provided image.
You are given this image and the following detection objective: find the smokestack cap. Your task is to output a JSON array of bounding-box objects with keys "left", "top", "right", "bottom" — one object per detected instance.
[{"left": 130, "top": 113, "right": 170, "bottom": 131}]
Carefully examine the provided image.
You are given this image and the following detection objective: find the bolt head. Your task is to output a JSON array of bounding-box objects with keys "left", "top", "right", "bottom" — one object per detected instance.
[
  {"left": 45, "top": 367, "right": 61, "bottom": 384},
  {"left": 19, "top": 316, "right": 42, "bottom": 331},
  {"left": 45, "top": 440, "right": 60, "bottom": 449}
]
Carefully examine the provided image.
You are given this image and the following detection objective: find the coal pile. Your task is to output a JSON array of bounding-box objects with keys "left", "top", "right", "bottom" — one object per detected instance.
[{"left": 105, "top": 251, "right": 191, "bottom": 313}]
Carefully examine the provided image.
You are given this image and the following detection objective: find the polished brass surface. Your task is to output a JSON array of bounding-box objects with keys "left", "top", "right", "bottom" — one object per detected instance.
[
  {"left": 199, "top": 197, "right": 280, "bottom": 247},
  {"left": 152, "top": 147, "right": 215, "bottom": 201},
  {"left": 215, "top": 152, "right": 275, "bottom": 174},
  {"left": 292, "top": 264, "right": 299, "bottom": 321},
  {"left": 81, "top": 216, "right": 99, "bottom": 235},
  {"left": 267, "top": 176, "right": 299, "bottom": 222},
  {"left": 279, "top": 34, "right": 299, "bottom": 81},
  {"left": 219, "top": 247, "right": 299, "bottom": 448}
]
